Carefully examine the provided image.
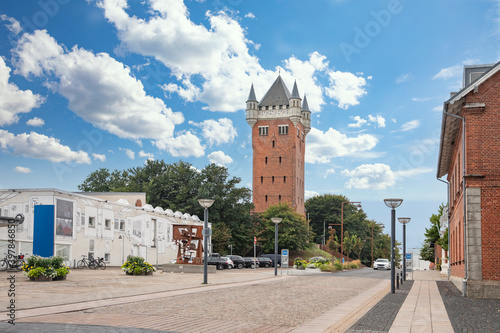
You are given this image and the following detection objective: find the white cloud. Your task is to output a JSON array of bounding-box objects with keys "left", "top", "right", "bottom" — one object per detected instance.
[
  {"left": 325, "top": 70, "right": 367, "bottom": 109},
  {"left": 348, "top": 114, "right": 385, "bottom": 129},
  {"left": 189, "top": 118, "right": 237, "bottom": 146},
  {"left": 412, "top": 97, "right": 431, "bottom": 102},
  {"left": 207, "top": 150, "right": 233, "bottom": 166},
  {"left": 14, "top": 166, "right": 32, "bottom": 173},
  {"left": 400, "top": 120, "right": 420, "bottom": 132},
  {"left": 342, "top": 163, "right": 433, "bottom": 189},
  {"left": 324, "top": 168, "right": 335, "bottom": 178},
  {"left": 396, "top": 72, "right": 413, "bottom": 84},
  {"left": 139, "top": 150, "right": 154, "bottom": 159},
  {"left": 0, "top": 130, "right": 90, "bottom": 164},
  {"left": 0, "top": 58, "right": 44, "bottom": 126},
  {"left": 305, "top": 190, "right": 319, "bottom": 200},
  {"left": 92, "top": 153, "right": 106, "bottom": 162},
  {"left": 0, "top": 15, "right": 22, "bottom": 34},
  {"left": 348, "top": 116, "right": 367, "bottom": 128},
  {"left": 342, "top": 163, "right": 396, "bottom": 189},
  {"left": 432, "top": 105, "right": 442, "bottom": 112},
  {"left": 153, "top": 131, "right": 204, "bottom": 157},
  {"left": 433, "top": 65, "right": 462, "bottom": 80},
  {"left": 26, "top": 117, "right": 45, "bottom": 127},
  {"left": 120, "top": 148, "right": 135, "bottom": 160},
  {"left": 97, "top": 1, "right": 367, "bottom": 113},
  {"left": 12, "top": 30, "right": 206, "bottom": 156},
  {"left": 368, "top": 114, "right": 386, "bottom": 128},
  {"left": 245, "top": 12, "right": 256, "bottom": 19},
  {"left": 306, "top": 127, "right": 378, "bottom": 164}
]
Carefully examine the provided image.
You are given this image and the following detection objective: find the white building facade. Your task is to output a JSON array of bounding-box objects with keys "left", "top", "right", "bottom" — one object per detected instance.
[{"left": 0, "top": 189, "right": 208, "bottom": 267}]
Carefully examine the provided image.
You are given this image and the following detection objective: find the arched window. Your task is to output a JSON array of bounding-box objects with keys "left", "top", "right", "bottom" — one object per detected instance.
[
  {"left": 135, "top": 199, "right": 142, "bottom": 207},
  {"left": 272, "top": 140, "right": 275, "bottom": 148}
]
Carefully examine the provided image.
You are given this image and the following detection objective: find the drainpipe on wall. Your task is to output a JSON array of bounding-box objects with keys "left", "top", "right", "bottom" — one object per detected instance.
[
  {"left": 443, "top": 110, "right": 467, "bottom": 297},
  {"left": 437, "top": 177, "right": 450, "bottom": 281}
]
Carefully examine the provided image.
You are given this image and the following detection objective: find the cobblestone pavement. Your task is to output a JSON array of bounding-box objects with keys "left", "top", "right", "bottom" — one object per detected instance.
[
  {"left": 437, "top": 281, "right": 500, "bottom": 333},
  {"left": 345, "top": 280, "right": 414, "bottom": 333}
]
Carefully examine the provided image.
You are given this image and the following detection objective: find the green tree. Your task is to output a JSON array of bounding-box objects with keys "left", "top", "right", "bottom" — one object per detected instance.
[
  {"left": 78, "top": 168, "right": 112, "bottom": 192},
  {"left": 343, "top": 231, "right": 354, "bottom": 258},
  {"left": 257, "top": 203, "right": 310, "bottom": 252},
  {"left": 326, "top": 229, "right": 340, "bottom": 253},
  {"left": 353, "top": 235, "right": 364, "bottom": 259},
  {"left": 420, "top": 203, "right": 446, "bottom": 262}
]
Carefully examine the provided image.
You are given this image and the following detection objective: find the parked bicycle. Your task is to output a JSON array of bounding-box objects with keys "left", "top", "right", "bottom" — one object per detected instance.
[
  {"left": 77, "top": 255, "right": 97, "bottom": 269},
  {"left": 95, "top": 257, "right": 106, "bottom": 270},
  {"left": 0, "top": 253, "right": 25, "bottom": 271}
]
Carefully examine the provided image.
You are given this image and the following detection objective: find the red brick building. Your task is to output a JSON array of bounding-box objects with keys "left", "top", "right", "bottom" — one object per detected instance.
[
  {"left": 437, "top": 62, "right": 500, "bottom": 298},
  {"left": 246, "top": 76, "right": 311, "bottom": 215}
]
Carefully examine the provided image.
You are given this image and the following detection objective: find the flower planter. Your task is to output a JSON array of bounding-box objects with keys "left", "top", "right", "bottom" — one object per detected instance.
[
  {"left": 145, "top": 271, "right": 153, "bottom": 275},
  {"left": 30, "top": 276, "right": 53, "bottom": 282},
  {"left": 53, "top": 275, "right": 67, "bottom": 281},
  {"left": 296, "top": 266, "right": 306, "bottom": 270}
]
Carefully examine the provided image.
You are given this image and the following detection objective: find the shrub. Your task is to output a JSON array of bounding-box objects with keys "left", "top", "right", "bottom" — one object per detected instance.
[
  {"left": 23, "top": 256, "right": 69, "bottom": 279},
  {"left": 121, "top": 256, "right": 156, "bottom": 275}
]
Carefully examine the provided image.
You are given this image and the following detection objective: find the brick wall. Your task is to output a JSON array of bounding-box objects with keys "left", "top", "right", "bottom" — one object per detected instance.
[{"left": 252, "top": 119, "right": 305, "bottom": 214}]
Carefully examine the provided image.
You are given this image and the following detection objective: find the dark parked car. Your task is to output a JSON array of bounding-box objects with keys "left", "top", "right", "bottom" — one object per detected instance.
[
  {"left": 257, "top": 257, "right": 273, "bottom": 268},
  {"left": 260, "top": 254, "right": 281, "bottom": 267},
  {"left": 206, "top": 256, "right": 230, "bottom": 270},
  {"left": 243, "top": 257, "right": 259, "bottom": 268},
  {"left": 226, "top": 255, "right": 245, "bottom": 269}
]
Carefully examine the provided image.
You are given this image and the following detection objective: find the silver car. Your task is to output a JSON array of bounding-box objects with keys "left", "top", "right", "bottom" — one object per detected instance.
[{"left": 373, "top": 258, "right": 391, "bottom": 270}]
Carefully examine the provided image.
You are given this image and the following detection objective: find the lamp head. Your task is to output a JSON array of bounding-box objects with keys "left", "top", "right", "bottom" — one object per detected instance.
[
  {"left": 271, "top": 217, "right": 283, "bottom": 224},
  {"left": 198, "top": 199, "right": 215, "bottom": 208},
  {"left": 398, "top": 217, "right": 411, "bottom": 225},
  {"left": 383, "top": 198, "right": 403, "bottom": 208}
]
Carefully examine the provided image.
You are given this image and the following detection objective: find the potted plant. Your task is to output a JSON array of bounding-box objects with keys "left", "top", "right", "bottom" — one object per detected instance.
[
  {"left": 121, "top": 256, "right": 156, "bottom": 275},
  {"left": 23, "top": 256, "right": 70, "bottom": 281},
  {"left": 294, "top": 258, "right": 308, "bottom": 270}
]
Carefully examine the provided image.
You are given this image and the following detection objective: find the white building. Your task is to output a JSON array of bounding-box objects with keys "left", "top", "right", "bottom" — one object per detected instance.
[{"left": 0, "top": 188, "right": 209, "bottom": 266}]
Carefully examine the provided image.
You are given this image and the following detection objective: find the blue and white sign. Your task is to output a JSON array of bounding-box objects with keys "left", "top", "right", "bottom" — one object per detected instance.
[
  {"left": 406, "top": 253, "right": 412, "bottom": 260},
  {"left": 281, "top": 249, "right": 289, "bottom": 268}
]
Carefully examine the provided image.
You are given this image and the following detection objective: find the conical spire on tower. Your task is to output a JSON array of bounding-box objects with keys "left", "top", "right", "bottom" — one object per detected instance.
[
  {"left": 247, "top": 83, "right": 257, "bottom": 102},
  {"left": 291, "top": 80, "right": 300, "bottom": 99},
  {"left": 302, "top": 94, "right": 310, "bottom": 111}
]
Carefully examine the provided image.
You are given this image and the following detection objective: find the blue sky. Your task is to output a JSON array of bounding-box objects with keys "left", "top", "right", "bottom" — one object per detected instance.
[{"left": 0, "top": 0, "right": 499, "bottom": 249}]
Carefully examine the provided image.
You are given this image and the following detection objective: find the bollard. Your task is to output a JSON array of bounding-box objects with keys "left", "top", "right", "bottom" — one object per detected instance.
[
  {"left": 401, "top": 274, "right": 403, "bottom": 285},
  {"left": 396, "top": 273, "right": 399, "bottom": 289}
]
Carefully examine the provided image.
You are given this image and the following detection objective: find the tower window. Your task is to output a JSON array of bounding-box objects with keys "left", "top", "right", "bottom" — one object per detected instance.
[
  {"left": 279, "top": 195, "right": 281, "bottom": 202},
  {"left": 279, "top": 156, "right": 282, "bottom": 164},
  {"left": 279, "top": 125, "right": 288, "bottom": 135},
  {"left": 265, "top": 157, "right": 268, "bottom": 164},
  {"left": 261, "top": 176, "right": 263, "bottom": 183},
  {"left": 265, "top": 195, "right": 268, "bottom": 202},
  {"left": 259, "top": 126, "right": 268, "bottom": 136},
  {"left": 297, "top": 128, "right": 300, "bottom": 137},
  {"left": 272, "top": 176, "right": 275, "bottom": 183},
  {"left": 284, "top": 176, "right": 286, "bottom": 183},
  {"left": 272, "top": 140, "right": 275, "bottom": 148}
]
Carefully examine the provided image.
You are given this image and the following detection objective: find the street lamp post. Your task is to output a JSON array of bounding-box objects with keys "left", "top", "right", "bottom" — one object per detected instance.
[
  {"left": 228, "top": 244, "right": 233, "bottom": 255},
  {"left": 271, "top": 217, "right": 282, "bottom": 276},
  {"left": 384, "top": 198, "right": 403, "bottom": 294},
  {"left": 199, "top": 199, "right": 215, "bottom": 285},
  {"left": 364, "top": 223, "right": 374, "bottom": 267},
  {"left": 398, "top": 217, "right": 411, "bottom": 281},
  {"left": 341, "top": 201, "right": 362, "bottom": 259}
]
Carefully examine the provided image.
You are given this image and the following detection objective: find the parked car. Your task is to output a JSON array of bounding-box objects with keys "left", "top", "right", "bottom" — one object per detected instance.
[
  {"left": 221, "top": 257, "right": 234, "bottom": 269},
  {"left": 257, "top": 257, "right": 273, "bottom": 268},
  {"left": 243, "top": 257, "right": 259, "bottom": 268},
  {"left": 373, "top": 258, "right": 391, "bottom": 270},
  {"left": 206, "top": 256, "right": 230, "bottom": 270},
  {"left": 226, "top": 255, "right": 245, "bottom": 269},
  {"left": 260, "top": 254, "right": 281, "bottom": 267}
]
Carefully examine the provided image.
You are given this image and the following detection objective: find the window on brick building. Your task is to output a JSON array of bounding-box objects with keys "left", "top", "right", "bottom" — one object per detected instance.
[
  {"left": 297, "top": 128, "right": 300, "bottom": 137},
  {"left": 265, "top": 157, "right": 268, "bottom": 164},
  {"left": 259, "top": 126, "right": 268, "bottom": 136},
  {"left": 284, "top": 176, "right": 286, "bottom": 183},
  {"left": 265, "top": 195, "right": 268, "bottom": 202},
  {"left": 272, "top": 140, "right": 275, "bottom": 148},
  {"left": 279, "top": 195, "right": 281, "bottom": 202},
  {"left": 279, "top": 125, "right": 288, "bottom": 135},
  {"left": 261, "top": 176, "right": 263, "bottom": 183},
  {"left": 279, "top": 156, "right": 281, "bottom": 163},
  {"left": 272, "top": 176, "right": 275, "bottom": 183}
]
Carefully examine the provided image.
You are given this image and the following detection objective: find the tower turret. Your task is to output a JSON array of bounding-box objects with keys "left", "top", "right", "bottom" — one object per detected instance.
[
  {"left": 246, "top": 84, "right": 258, "bottom": 128},
  {"left": 301, "top": 94, "right": 311, "bottom": 135},
  {"left": 289, "top": 80, "right": 302, "bottom": 127}
]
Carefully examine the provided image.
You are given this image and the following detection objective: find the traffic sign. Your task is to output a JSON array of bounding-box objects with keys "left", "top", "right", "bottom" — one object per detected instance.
[
  {"left": 281, "top": 249, "right": 289, "bottom": 268},
  {"left": 254, "top": 237, "right": 257, "bottom": 244},
  {"left": 406, "top": 253, "right": 412, "bottom": 260}
]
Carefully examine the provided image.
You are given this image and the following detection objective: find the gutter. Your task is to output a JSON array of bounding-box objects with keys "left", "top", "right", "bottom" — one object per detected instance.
[
  {"left": 443, "top": 109, "right": 467, "bottom": 297},
  {"left": 436, "top": 177, "right": 450, "bottom": 282}
]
